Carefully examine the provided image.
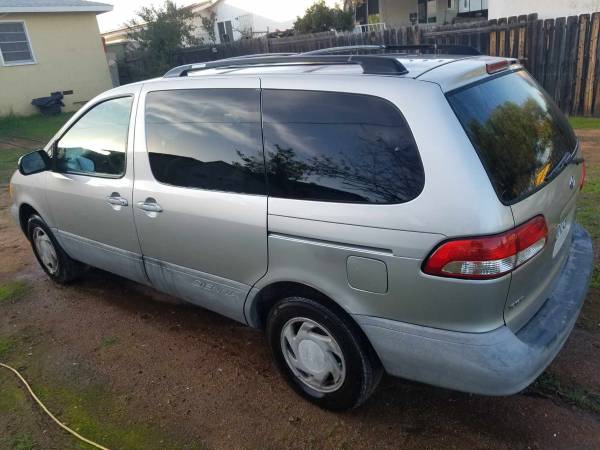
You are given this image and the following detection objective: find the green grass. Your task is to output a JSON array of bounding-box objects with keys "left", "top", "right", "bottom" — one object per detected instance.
[
  {"left": 99, "top": 336, "right": 119, "bottom": 349},
  {"left": 569, "top": 116, "right": 600, "bottom": 129},
  {"left": 0, "top": 112, "right": 72, "bottom": 185},
  {"left": 0, "top": 336, "right": 14, "bottom": 360},
  {"left": 533, "top": 373, "right": 600, "bottom": 415},
  {"left": 0, "top": 281, "right": 30, "bottom": 305},
  {"left": 9, "top": 434, "right": 37, "bottom": 450},
  {"left": 0, "top": 113, "right": 73, "bottom": 141},
  {"left": 0, "top": 147, "right": 29, "bottom": 185}
]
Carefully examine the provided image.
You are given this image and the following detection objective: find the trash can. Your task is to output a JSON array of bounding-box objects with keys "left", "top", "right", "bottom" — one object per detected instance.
[{"left": 31, "top": 91, "right": 65, "bottom": 115}]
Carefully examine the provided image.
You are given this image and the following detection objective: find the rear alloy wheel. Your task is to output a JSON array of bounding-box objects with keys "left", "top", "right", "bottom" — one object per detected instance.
[
  {"left": 280, "top": 317, "right": 346, "bottom": 393},
  {"left": 267, "top": 296, "right": 382, "bottom": 411}
]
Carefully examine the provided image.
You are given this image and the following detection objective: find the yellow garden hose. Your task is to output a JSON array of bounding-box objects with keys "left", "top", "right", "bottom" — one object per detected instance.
[{"left": 0, "top": 362, "right": 110, "bottom": 450}]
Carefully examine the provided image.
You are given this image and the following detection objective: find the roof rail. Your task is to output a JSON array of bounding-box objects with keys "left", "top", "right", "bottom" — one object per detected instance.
[
  {"left": 163, "top": 54, "right": 409, "bottom": 78},
  {"left": 303, "top": 44, "right": 481, "bottom": 56}
]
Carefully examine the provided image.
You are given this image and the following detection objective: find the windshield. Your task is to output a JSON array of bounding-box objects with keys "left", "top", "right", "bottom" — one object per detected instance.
[{"left": 447, "top": 70, "right": 577, "bottom": 204}]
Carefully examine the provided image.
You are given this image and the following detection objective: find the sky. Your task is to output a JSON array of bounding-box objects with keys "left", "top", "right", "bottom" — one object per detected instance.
[{"left": 96, "top": 0, "right": 340, "bottom": 33}]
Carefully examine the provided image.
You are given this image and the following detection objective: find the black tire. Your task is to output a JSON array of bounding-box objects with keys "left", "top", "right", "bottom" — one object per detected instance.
[
  {"left": 267, "top": 296, "right": 382, "bottom": 411},
  {"left": 27, "top": 214, "right": 84, "bottom": 284}
]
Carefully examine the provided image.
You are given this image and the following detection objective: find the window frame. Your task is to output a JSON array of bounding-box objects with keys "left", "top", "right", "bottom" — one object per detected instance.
[
  {"left": 52, "top": 95, "right": 134, "bottom": 180},
  {"left": 143, "top": 87, "right": 267, "bottom": 196},
  {"left": 261, "top": 88, "right": 425, "bottom": 205},
  {"left": 0, "top": 20, "right": 36, "bottom": 67}
]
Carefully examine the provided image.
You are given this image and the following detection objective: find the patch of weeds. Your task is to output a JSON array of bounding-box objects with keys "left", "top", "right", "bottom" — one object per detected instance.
[
  {"left": 531, "top": 373, "right": 600, "bottom": 415},
  {"left": 99, "top": 336, "right": 119, "bottom": 348},
  {"left": 0, "top": 281, "right": 30, "bottom": 304},
  {"left": 35, "top": 384, "right": 194, "bottom": 450},
  {"left": 0, "top": 335, "right": 14, "bottom": 359},
  {"left": 0, "top": 375, "right": 27, "bottom": 412},
  {"left": 10, "top": 434, "right": 37, "bottom": 450}
]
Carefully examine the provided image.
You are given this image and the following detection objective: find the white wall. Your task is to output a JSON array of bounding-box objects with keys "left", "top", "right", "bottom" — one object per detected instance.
[
  {"left": 489, "top": 0, "right": 600, "bottom": 20},
  {"left": 192, "top": 0, "right": 293, "bottom": 44}
]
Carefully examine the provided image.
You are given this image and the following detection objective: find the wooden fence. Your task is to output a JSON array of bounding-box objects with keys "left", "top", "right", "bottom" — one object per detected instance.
[{"left": 119, "top": 12, "right": 600, "bottom": 117}]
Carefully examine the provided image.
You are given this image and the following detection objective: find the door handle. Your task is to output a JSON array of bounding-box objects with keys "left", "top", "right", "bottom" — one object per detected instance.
[
  {"left": 106, "top": 194, "right": 128, "bottom": 207},
  {"left": 136, "top": 199, "right": 163, "bottom": 213}
]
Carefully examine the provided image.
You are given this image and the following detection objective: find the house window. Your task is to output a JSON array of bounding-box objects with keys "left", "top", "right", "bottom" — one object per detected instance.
[
  {"left": 0, "top": 21, "right": 35, "bottom": 65},
  {"left": 418, "top": 0, "right": 437, "bottom": 24},
  {"left": 217, "top": 20, "right": 233, "bottom": 43}
]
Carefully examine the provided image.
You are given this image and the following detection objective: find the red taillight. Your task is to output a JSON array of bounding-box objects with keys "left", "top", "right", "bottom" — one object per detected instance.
[
  {"left": 486, "top": 60, "right": 509, "bottom": 74},
  {"left": 580, "top": 161, "right": 586, "bottom": 190},
  {"left": 423, "top": 216, "right": 548, "bottom": 280}
]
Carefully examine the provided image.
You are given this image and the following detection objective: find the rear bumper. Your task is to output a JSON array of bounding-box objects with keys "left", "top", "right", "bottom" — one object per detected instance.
[{"left": 355, "top": 223, "right": 594, "bottom": 395}]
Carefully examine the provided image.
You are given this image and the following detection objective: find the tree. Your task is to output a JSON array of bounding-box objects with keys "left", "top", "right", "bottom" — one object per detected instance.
[
  {"left": 294, "top": 1, "right": 354, "bottom": 34},
  {"left": 127, "top": 1, "right": 199, "bottom": 77},
  {"left": 200, "top": 11, "right": 217, "bottom": 44}
]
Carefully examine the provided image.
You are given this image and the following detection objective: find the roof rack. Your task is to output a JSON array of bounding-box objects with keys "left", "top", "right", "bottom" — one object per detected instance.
[
  {"left": 303, "top": 44, "right": 481, "bottom": 56},
  {"left": 163, "top": 54, "right": 409, "bottom": 78}
]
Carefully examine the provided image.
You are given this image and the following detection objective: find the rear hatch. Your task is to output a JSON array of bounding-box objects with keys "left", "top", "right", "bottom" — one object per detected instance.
[{"left": 447, "top": 69, "right": 584, "bottom": 332}]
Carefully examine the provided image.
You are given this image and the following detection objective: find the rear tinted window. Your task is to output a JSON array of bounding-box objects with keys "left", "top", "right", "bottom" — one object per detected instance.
[
  {"left": 261, "top": 90, "right": 424, "bottom": 204},
  {"left": 145, "top": 89, "right": 265, "bottom": 195},
  {"left": 447, "top": 70, "right": 577, "bottom": 204}
]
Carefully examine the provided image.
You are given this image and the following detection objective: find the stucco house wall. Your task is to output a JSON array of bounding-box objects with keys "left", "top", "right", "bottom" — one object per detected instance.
[
  {"left": 0, "top": 12, "right": 112, "bottom": 116},
  {"left": 489, "top": 0, "right": 600, "bottom": 20}
]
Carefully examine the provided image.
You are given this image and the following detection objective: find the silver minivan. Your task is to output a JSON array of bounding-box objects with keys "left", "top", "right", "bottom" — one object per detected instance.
[{"left": 10, "top": 49, "right": 593, "bottom": 410}]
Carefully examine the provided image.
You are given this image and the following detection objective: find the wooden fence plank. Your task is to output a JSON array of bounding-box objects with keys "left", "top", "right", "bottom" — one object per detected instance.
[
  {"left": 572, "top": 14, "right": 590, "bottom": 115},
  {"left": 584, "top": 12, "right": 600, "bottom": 116},
  {"left": 552, "top": 17, "right": 567, "bottom": 105},
  {"left": 563, "top": 16, "right": 580, "bottom": 114},
  {"left": 594, "top": 14, "right": 600, "bottom": 116}
]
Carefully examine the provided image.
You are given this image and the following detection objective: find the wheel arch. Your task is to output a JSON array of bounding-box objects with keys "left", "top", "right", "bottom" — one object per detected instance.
[
  {"left": 19, "top": 203, "right": 40, "bottom": 237},
  {"left": 245, "top": 280, "right": 359, "bottom": 333}
]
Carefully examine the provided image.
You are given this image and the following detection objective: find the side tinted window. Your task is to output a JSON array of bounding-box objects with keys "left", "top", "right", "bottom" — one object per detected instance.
[
  {"left": 145, "top": 89, "right": 265, "bottom": 195},
  {"left": 55, "top": 96, "right": 132, "bottom": 177},
  {"left": 262, "top": 90, "right": 424, "bottom": 204}
]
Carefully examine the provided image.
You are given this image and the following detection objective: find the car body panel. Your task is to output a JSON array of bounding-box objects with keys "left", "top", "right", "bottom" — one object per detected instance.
[
  {"left": 131, "top": 77, "right": 268, "bottom": 320},
  {"left": 42, "top": 84, "right": 147, "bottom": 284}
]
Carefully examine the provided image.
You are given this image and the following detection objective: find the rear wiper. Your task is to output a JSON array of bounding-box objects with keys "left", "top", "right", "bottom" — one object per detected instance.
[
  {"left": 544, "top": 145, "right": 583, "bottom": 182},
  {"left": 544, "top": 152, "right": 573, "bottom": 182}
]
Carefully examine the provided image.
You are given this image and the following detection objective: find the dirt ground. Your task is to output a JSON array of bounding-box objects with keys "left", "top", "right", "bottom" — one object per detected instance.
[{"left": 0, "top": 132, "right": 599, "bottom": 450}]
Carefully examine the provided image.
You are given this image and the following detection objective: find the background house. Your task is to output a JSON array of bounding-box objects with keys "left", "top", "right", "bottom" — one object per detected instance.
[
  {"left": 103, "top": 0, "right": 294, "bottom": 59},
  {"left": 352, "top": 0, "right": 487, "bottom": 31},
  {"left": 488, "top": 0, "right": 600, "bottom": 20},
  {"left": 189, "top": 0, "right": 292, "bottom": 43},
  {"left": 0, "top": 0, "right": 114, "bottom": 116}
]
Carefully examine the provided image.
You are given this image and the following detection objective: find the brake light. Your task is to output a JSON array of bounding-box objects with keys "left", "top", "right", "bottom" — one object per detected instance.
[
  {"left": 580, "top": 161, "right": 586, "bottom": 190},
  {"left": 486, "top": 60, "right": 509, "bottom": 74},
  {"left": 423, "top": 216, "right": 548, "bottom": 280}
]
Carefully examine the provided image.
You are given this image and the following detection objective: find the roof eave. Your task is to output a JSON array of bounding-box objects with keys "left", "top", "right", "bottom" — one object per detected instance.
[{"left": 0, "top": 6, "right": 113, "bottom": 14}]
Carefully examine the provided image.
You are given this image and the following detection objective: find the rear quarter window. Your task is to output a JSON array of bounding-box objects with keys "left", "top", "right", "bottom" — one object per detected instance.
[
  {"left": 447, "top": 70, "right": 577, "bottom": 204},
  {"left": 261, "top": 90, "right": 424, "bottom": 204}
]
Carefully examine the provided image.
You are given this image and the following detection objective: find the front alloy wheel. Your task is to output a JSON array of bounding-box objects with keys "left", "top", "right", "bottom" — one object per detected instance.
[{"left": 32, "top": 227, "right": 59, "bottom": 274}]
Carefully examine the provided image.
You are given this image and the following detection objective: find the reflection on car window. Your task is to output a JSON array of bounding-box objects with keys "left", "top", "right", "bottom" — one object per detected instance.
[
  {"left": 56, "top": 96, "right": 132, "bottom": 177},
  {"left": 145, "top": 89, "right": 265, "bottom": 195},
  {"left": 448, "top": 70, "right": 577, "bottom": 204},
  {"left": 261, "top": 90, "right": 424, "bottom": 204}
]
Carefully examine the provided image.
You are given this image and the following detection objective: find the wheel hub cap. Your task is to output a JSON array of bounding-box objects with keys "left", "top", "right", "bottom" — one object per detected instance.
[
  {"left": 33, "top": 228, "right": 58, "bottom": 274},
  {"left": 280, "top": 317, "right": 346, "bottom": 393}
]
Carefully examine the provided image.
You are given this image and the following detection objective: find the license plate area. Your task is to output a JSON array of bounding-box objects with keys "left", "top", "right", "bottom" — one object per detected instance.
[{"left": 553, "top": 214, "right": 573, "bottom": 258}]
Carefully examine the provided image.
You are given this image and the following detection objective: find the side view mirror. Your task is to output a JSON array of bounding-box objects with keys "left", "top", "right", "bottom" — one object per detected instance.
[{"left": 18, "top": 149, "right": 51, "bottom": 176}]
